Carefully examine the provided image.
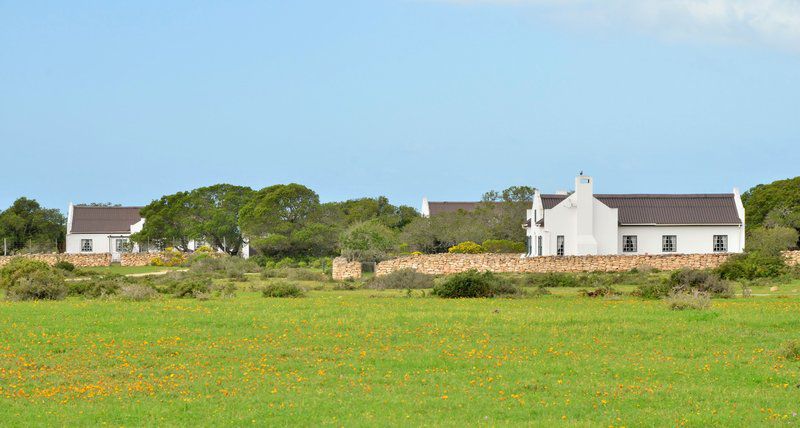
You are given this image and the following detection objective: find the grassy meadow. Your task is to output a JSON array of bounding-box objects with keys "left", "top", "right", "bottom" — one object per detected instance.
[{"left": 1, "top": 271, "right": 800, "bottom": 426}]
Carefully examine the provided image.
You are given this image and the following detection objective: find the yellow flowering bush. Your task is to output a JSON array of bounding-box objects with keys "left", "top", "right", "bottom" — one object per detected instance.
[
  {"left": 149, "top": 247, "right": 188, "bottom": 267},
  {"left": 447, "top": 241, "right": 485, "bottom": 254}
]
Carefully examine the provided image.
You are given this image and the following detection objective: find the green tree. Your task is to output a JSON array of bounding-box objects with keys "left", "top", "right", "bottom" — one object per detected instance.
[
  {"left": 742, "top": 177, "right": 800, "bottom": 228},
  {"left": 746, "top": 227, "right": 799, "bottom": 255},
  {"left": 239, "top": 184, "right": 325, "bottom": 257},
  {"left": 339, "top": 220, "right": 398, "bottom": 262},
  {"left": 0, "top": 198, "right": 65, "bottom": 254},
  {"left": 185, "top": 184, "right": 255, "bottom": 255},
  {"left": 321, "top": 197, "right": 418, "bottom": 230},
  {"left": 130, "top": 192, "right": 193, "bottom": 251}
]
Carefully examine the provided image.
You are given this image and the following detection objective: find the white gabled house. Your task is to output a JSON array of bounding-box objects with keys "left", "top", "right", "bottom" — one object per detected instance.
[
  {"left": 66, "top": 204, "right": 238, "bottom": 260},
  {"left": 66, "top": 204, "right": 146, "bottom": 261},
  {"left": 525, "top": 175, "right": 745, "bottom": 257}
]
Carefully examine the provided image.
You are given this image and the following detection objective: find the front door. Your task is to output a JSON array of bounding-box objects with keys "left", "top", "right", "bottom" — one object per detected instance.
[{"left": 110, "top": 237, "right": 129, "bottom": 262}]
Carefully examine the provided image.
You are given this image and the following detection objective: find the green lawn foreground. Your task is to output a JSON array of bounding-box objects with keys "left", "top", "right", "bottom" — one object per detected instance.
[{"left": 1, "top": 283, "right": 799, "bottom": 426}]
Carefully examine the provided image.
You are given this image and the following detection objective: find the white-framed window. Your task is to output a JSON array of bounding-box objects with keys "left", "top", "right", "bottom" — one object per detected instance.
[
  {"left": 622, "top": 235, "right": 637, "bottom": 253},
  {"left": 662, "top": 235, "right": 677, "bottom": 253},
  {"left": 115, "top": 238, "right": 129, "bottom": 253},
  {"left": 526, "top": 236, "right": 532, "bottom": 255},
  {"left": 556, "top": 236, "right": 565, "bottom": 256},
  {"left": 537, "top": 236, "right": 543, "bottom": 256},
  {"left": 81, "top": 239, "right": 93, "bottom": 252},
  {"left": 713, "top": 235, "right": 728, "bottom": 252}
]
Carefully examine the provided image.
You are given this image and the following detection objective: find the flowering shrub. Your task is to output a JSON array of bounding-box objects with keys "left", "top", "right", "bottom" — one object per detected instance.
[
  {"left": 195, "top": 245, "right": 214, "bottom": 254},
  {"left": 150, "top": 247, "right": 187, "bottom": 267},
  {"left": 447, "top": 241, "right": 485, "bottom": 254}
]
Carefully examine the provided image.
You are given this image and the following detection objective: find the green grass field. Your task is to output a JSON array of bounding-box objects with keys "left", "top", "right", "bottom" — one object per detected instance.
[{"left": 1, "top": 273, "right": 799, "bottom": 426}]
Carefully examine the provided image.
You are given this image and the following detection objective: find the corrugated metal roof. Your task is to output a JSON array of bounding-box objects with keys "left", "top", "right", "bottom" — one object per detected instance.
[
  {"left": 70, "top": 206, "right": 143, "bottom": 234},
  {"left": 537, "top": 194, "right": 741, "bottom": 225},
  {"left": 426, "top": 201, "right": 505, "bottom": 216}
]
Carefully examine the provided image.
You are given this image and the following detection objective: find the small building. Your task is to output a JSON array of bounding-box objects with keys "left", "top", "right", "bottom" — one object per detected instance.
[
  {"left": 525, "top": 175, "right": 745, "bottom": 256},
  {"left": 420, "top": 198, "right": 504, "bottom": 217},
  {"left": 66, "top": 204, "right": 145, "bottom": 261}
]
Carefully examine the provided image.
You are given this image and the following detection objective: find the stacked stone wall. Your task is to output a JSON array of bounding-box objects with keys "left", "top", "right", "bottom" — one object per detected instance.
[
  {"left": 0, "top": 253, "right": 111, "bottom": 268},
  {"left": 332, "top": 258, "right": 362, "bottom": 280}
]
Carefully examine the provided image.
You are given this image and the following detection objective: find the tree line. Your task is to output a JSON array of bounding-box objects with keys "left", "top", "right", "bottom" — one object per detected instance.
[{"left": 2, "top": 177, "right": 799, "bottom": 259}]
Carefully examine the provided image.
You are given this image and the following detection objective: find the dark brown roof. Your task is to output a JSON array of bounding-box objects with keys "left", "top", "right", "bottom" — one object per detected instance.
[
  {"left": 426, "top": 201, "right": 504, "bottom": 216},
  {"left": 537, "top": 194, "right": 742, "bottom": 225},
  {"left": 70, "top": 206, "right": 143, "bottom": 234}
]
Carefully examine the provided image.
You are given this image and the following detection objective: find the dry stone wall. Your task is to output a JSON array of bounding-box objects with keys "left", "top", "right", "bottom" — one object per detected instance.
[
  {"left": 333, "top": 251, "right": 800, "bottom": 279},
  {"left": 0, "top": 253, "right": 111, "bottom": 268},
  {"left": 332, "top": 258, "right": 362, "bottom": 280},
  {"left": 121, "top": 253, "right": 154, "bottom": 267}
]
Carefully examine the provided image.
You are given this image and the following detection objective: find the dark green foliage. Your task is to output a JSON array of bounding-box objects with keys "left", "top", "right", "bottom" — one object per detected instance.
[
  {"left": 366, "top": 268, "right": 435, "bottom": 290},
  {"left": 746, "top": 227, "right": 799, "bottom": 255},
  {"left": 6, "top": 269, "right": 67, "bottom": 301},
  {"left": 742, "top": 176, "right": 800, "bottom": 230},
  {"left": 339, "top": 221, "right": 398, "bottom": 262},
  {"left": 67, "top": 275, "right": 125, "bottom": 298},
  {"left": 633, "top": 282, "right": 672, "bottom": 299},
  {"left": 433, "top": 270, "right": 521, "bottom": 298},
  {"left": 262, "top": 281, "right": 305, "bottom": 298},
  {"left": 481, "top": 239, "right": 526, "bottom": 254},
  {"left": 54, "top": 261, "right": 76, "bottom": 272},
  {"left": 0, "top": 197, "right": 66, "bottom": 254},
  {"left": 667, "top": 269, "right": 734, "bottom": 298},
  {"left": 524, "top": 273, "right": 581, "bottom": 288},
  {"left": 188, "top": 255, "right": 260, "bottom": 281},
  {"left": 717, "top": 252, "right": 786, "bottom": 280},
  {"left": 0, "top": 257, "right": 51, "bottom": 289}
]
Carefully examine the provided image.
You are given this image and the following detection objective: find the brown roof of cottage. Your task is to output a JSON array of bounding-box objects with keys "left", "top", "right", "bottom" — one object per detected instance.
[
  {"left": 426, "top": 201, "right": 505, "bottom": 216},
  {"left": 70, "top": 206, "right": 143, "bottom": 234},
  {"left": 536, "top": 194, "right": 742, "bottom": 226}
]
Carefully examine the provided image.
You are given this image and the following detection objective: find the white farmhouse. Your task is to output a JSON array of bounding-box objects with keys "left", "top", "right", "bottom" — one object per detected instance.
[
  {"left": 65, "top": 203, "right": 251, "bottom": 259},
  {"left": 66, "top": 204, "right": 145, "bottom": 261},
  {"left": 525, "top": 175, "right": 745, "bottom": 256}
]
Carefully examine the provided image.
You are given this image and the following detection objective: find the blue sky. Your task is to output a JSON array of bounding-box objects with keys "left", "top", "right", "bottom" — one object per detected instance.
[{"left": 2, "top": 1, "right": 799, "bottom": 212}]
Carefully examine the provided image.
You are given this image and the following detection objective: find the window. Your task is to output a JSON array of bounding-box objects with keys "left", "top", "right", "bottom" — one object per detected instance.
[
  {"left": 556, "top": 236, "right": 565, "bottom": 256},
  {"left": 622, "top": 235, "right": 637, "bottom": 253},
  {"left": 662, "top": 235, "right": 677, "bottom": 253},
  {"left": 534, "top": 210, "right": 537, "bottom": 221},
  {"left": 526, "top": 236, "right": 532, "bottom": 255},
  {"left": 713, "top": 235, "right": 728, "bottom": 252},
  {"left": 537, "top": 236, "right": 543, "bottom": 256},
  {"left": 81, "top": 239, "right": 93, "bottom": 252},
  {"left": 115, "top": 238, "right": 129, "bottom": 253}
]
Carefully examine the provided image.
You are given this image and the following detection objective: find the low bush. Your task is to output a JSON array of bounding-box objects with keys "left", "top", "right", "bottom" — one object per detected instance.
[
  {"left": 578, "top": 285, "right": 619, "bottom": 298},
  {"left": 157, "top": 276, "right": 213, "bottom": 298},
  {"left": 633, "top": 282, "right": 672, "bottom": 299},
  {"left": 68, "top": 276, "right": 125, "bottom": 298},
  {"left": 447, "top": 241, "right": 485, "bottom": 254},
  {"left": 717, "top": 252, "right": 786, "bottom": 280},
  {"left": 54, "top": 261, "right": 76, "bottom": 272},
  {"left": 481, "top": 240, "right": 526, "bottom": 254},
  {"left": 668, "top": 269, "right": 734, "bottom": 298},
  {"left": 524, "top": 273, "right": 581, "bottom": 288},
  {"left": 150, "top": 247, "right": 187, "bottom": 267},
  {"left": 188, "top": 256, "right": 259, "bottom": 281},
  {"left": 6, "top": 269, "right": 67, "bottom": 301},
  {"left": 0, "top": 258, "right": 52, "bottom": 289},
  {"left": 212, "top": 281, "right": 237, "bottom": 299},
  {"left": 118, "top": 284, "right": 159, "bottom": 301},
  {"left": 262, "top": 281, "right": 305, "bottom": 298},
  {"left": 366, "top": 269, "right": 435, "bottom": 290},
  {"left": 433, "top": 270, "right": 520, "bottom": 298},
  {"left": 666, "top": 291, "right": 711, "bottom": 311}
]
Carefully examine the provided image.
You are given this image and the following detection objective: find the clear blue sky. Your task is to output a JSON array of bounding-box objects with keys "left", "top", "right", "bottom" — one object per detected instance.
[{"left": 2, "top": 1, "right": 799, "bottom": 213}]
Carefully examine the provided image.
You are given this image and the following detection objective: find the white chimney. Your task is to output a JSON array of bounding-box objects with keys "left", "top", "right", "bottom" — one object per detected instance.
[{"left": 575, "top": 174, "right": 598, "bottom": 255}]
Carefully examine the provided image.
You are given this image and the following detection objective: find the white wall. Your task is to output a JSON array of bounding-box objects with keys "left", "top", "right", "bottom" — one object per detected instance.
[
  {"left": 66, "top": 234, "right": 122, "bottom": 254},
  {"left": 617, "top": 225, "right": 744, "bottom": 255}
]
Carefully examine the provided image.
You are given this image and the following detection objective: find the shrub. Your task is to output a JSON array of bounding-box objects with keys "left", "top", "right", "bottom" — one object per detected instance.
[
  {"left": 746, "top": 226, "right": 799, "bottom": 255},
  {"left": 262, "top": 281, "right": 305, "bottom": 298},
  {"left": 188, "top": 256, "right": 259, "bottom": 281},
  {"left": 366, "top": 268, "right": 435, "bottom": 290},
  {"left": 339, "top": 220, "right": 399, "bottom": 262},
  {"left": 481, "top": 240, "right": 526, "bottom": 254},
  {"left": 170, "top": 276, "right": 212, "bottom": 298},
  {"left": 285, "top": 268, "right": 328, "bottom": 282},
  {"left": 666, "top": 291, "right": 711, "bottom": 311},
  {"left": 778, "top": 340, "right": 800, "bottom": 362},
  {"left": 212, "top": 281, "right": 237, "bottom": 299},
  {"left": 195, "top": 244, "right": 215, "bottom": 254},
  {"left": 523, "top": 273, "right": 581, "bottom": 288},
  {"left": 578, "top": 285, "right": 619, "bottom": 298},
  {"left": 54, "top": 261, "right": 76, "bottom": 272},
  {"left": 433, "top": 270, "right": 520, "bottom": 298},
  {"left": 447, "top": 241, "right": 485, "bottom": 254},
  {"left": 68, "top": 276, "right": 124, "bottom": 298},
  {"left": 717, "top": 252, "right": 786, "bottom": 280},
  {"left": 633, "top": 282, "right": 672, "bottom": 299},
  {"left": 6, "top": 269, "right": 67, "bottom": 301},
  {"left": 118, "top": 284, "right": 158, "bottom": 301},
  {"left": 150, "top": 247, "right": 187, "bottom": 267},
  {"left": 668, "top": 269, "right": 734, "bottom": 298},
  {"left": 0, "top": 258, "right": 52, "bottom": 289}
]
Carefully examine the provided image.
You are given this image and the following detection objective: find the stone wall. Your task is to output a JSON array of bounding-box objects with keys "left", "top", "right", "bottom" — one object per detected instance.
[
  {"left": 0, "top": 253, "right": 111, "bottom": 268},
  {"left": 121, "top": 253, "right": 154, "bottom": 267},
  {"left": 332, "top": 258, "right": 362, "bottom": 280},
  {"left": 333, "top": 251, "right": 800, "bottom": 279}
]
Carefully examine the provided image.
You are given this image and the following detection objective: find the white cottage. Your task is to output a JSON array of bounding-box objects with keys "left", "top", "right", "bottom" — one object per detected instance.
[
  {"left": 66, "top": 204, "right": 145, "bottom": 261},
  {"left": 525, "top": 175, "right": 745, "bottom": 257}
]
